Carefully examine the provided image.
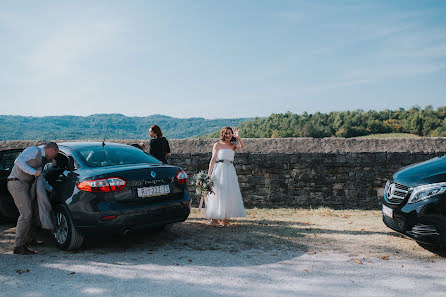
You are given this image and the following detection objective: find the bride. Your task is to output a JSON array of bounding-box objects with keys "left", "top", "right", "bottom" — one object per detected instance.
[{"left": 205, "top": 126, "right": 246, "bottom": 227}]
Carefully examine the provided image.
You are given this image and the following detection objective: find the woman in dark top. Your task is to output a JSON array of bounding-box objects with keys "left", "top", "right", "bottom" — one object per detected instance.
[{"left": 147, "top": 125, "right": 170, "bottom": 163}]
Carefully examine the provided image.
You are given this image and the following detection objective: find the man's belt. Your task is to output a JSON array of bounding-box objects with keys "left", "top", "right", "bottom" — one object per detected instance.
[{"left": 7, "top": 178, "right": 20, "bottom": 181}]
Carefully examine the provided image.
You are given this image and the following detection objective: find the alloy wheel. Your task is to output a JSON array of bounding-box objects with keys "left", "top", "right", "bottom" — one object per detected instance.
[{"left": 54, "top": 212, "right": 68, "bottom": 244}]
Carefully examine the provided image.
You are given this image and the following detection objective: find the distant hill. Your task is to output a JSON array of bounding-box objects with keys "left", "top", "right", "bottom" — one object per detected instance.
[
  {"left": 0, "top": 114, "right": 252, "bottom": 140},
  {"left": 201, "top": 106, "right": 446, "bottom": 138}
]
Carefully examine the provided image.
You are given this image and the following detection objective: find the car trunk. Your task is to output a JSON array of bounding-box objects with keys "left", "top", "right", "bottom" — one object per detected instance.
[{"left": 80, "top": 164, "right": 186, "bottom": 204}]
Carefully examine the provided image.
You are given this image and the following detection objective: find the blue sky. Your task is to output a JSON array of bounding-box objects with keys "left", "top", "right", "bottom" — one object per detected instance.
[{"left": 1, "top": 0, "right": 445, "bottom": 118}]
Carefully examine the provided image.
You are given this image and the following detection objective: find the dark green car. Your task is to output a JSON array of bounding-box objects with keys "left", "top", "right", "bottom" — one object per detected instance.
[{"left": 0, "top": 142, "right": 191, "bottom": 250}]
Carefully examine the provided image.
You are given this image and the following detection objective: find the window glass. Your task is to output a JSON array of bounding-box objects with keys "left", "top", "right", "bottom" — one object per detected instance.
[
  {"left": 76, "top": 146, "right": 161, "bottom": 168},
  {"left": 0, "top": 151, "right": 21, "bottom": 171}
]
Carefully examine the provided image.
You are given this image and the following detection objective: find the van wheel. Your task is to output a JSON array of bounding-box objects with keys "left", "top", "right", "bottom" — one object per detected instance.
[{"left": 54, "top": 204, "right": 84, "bottom": 250}]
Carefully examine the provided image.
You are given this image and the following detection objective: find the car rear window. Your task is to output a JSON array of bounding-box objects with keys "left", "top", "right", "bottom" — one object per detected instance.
[{"left": 77, "top": 146, "right": 162, "bottom": 167}]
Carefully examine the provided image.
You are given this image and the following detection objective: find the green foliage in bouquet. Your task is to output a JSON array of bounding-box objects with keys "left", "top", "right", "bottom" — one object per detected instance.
[{"left": 192, "top": 171, "right": 214, "bottom": 197}]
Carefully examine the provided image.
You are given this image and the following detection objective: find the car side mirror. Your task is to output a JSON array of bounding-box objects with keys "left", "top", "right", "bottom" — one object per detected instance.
[{"left": 67, "top": 156, "right": 75, "bottom": 171}]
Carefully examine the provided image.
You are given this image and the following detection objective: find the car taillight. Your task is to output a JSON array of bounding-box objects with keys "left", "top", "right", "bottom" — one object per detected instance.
[
  {"left": 101, "top": 215, "right": 117, "bottom": 221},
  {"left": 107, "top": 178, "right": 127, "bottom": 191},
  {"left": 77, "top": 177, "right": 126, "bottom": 192},
  {"left": 176, "top": 170, "right": 188, "bottom": 184}
]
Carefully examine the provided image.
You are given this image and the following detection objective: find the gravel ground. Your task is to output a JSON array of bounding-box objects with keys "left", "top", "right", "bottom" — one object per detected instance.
[{"left": 1, "top": 208, "right": 445, "bottom": 297}]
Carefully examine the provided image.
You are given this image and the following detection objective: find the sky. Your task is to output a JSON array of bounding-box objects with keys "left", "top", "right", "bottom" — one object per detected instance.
[{"left": 0, "top": 0, "right": 445, "bottom": 119}]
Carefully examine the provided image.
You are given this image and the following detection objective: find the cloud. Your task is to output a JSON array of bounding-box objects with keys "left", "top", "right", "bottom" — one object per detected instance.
[
  {"left": 342, "top": 63, "right": 446, "bottom": 83},
  {"left": 405, "top": 44, "right": 446, "bottom": 58},
  {"left": 295, "top": 79, "right": 374, "bottom": 96}
]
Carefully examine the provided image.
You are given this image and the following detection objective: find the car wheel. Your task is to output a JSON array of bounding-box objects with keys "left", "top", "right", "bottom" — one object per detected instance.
[{"left": 54, "top": 204, "right": 84, "bottom": 250}]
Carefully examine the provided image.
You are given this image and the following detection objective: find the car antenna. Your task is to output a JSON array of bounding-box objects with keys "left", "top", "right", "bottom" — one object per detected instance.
[{"left": 102, "top": 124, "right": 108, "bottom": 149}]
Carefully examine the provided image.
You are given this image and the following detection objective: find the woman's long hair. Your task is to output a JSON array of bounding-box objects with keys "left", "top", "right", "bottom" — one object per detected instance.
[
  {"left": 220, "top": 126, "right": 236, "bottom": 144},
  {"left": 150, "top": 125, "right": 163, "bottom": 138}
]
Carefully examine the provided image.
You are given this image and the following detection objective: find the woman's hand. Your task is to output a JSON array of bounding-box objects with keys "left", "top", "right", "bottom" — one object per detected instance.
[
  {"left": 233, "top": 127, "right": 240, "bottom": 139},
  {"left": 139, "top": 142, "right": 147, "bottom": 151},
  {"left": 233, "top": 127, "right": 245, "bottom": 149}
]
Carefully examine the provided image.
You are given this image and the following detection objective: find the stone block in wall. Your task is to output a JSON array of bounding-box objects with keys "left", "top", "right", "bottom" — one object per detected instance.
[
  {"left": 248, "top": 175, "right": 265, "bottom": 183},
  {"left": 333, "top": 154, "right": 347, "bottom": 163},
  {"left": 354, "top": 169, "right": 376, "bottom": 180},
  {"left": 375, "top": 152, "right": 387, "bottom": 163},
  {"left": 250, "top": 195, "right": 266, "bottom": 203},
  {"left": 356, "top": 153, "right": 377, "bottom": 165},
  {"left": 333, "top": 183, "right": 343, "bottom": 190},
  {"left": 247, "top": 154, "right": 265, "bottom": 164},
  {"left": 253, "top": 187, "right": 267, "bottom": 195}
]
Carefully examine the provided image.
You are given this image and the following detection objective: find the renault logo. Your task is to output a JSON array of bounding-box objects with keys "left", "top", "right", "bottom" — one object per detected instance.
[{"left": 151, "top": 171, "right": 156, "bottom": 178}]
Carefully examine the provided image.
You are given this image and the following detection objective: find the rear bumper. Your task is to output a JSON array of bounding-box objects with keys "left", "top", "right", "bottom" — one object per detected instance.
[
  {"left": 69, "top": 191, "right": 191, "bottom": 235},
  {"left": 75, "top": 202, "right": 190, "bottom": 235}
]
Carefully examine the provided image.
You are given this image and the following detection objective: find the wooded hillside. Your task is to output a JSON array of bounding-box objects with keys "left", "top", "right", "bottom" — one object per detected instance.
[{"left": 203, "top": 106, "right": 446, "bottom": 138}]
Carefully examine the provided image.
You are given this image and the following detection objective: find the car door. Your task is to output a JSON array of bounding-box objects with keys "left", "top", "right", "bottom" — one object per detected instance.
[
  {"left": 49, "top": 150, "right": 78, "bottom": 205},
  {"left": 0, "top": 149, "right": 22, "bottom": 220}
]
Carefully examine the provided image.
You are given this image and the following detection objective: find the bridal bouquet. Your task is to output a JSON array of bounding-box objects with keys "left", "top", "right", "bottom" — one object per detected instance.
[{"left": 192, "top": 170, "right": 214, "bottom": 197}]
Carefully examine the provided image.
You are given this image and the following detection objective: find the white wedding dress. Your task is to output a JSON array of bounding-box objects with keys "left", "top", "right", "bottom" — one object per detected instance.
[{"left": 205, "top": 149, "right": 246, "bottom": 219}]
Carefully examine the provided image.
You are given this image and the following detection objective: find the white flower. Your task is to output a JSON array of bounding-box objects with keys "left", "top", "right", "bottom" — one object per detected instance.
[{"left": 192, "top": 170, "right": 214, "bottom": 196}]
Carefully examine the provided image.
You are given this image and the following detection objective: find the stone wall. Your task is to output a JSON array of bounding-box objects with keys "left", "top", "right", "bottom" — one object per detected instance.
[{"left": 1, "top": 138, "right": 446, "bottom": 209}]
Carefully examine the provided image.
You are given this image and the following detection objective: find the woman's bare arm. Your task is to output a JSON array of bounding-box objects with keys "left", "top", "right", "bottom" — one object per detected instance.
[{"left": 208, "top": 143, "right": 219, "bottom": 175}]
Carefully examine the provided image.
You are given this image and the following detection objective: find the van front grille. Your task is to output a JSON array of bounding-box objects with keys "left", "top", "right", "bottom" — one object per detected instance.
[{"left": 385, "top": 180, "right": 409, "bottom": 204}]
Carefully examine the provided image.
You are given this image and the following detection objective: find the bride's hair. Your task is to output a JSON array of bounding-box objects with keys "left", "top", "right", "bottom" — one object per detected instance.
[{"left": 220, "top": 126, "right": 237, "bottom": 144}]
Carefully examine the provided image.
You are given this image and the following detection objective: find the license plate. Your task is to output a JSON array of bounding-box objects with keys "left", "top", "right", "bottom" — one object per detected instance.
[
  {"left": 137, "top": 185, "right": 170, "bottom": 198},
  {"left": 382, "top": 204, "right": 393, "bottom": 218}
]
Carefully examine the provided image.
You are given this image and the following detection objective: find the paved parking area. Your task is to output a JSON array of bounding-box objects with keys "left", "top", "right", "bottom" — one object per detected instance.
[{"left": 1, "top": 208, "right": 445, "bottom": 297}]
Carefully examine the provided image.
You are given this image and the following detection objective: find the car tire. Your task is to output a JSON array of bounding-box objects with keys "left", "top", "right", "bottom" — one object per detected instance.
[{"left": 54, "top": 204, "right": 84, "bottom": 251}]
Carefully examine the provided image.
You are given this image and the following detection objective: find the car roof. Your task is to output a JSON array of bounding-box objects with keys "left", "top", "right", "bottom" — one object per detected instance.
[{"left": 57, "top": 142, "right": 132, "bottom": 150}]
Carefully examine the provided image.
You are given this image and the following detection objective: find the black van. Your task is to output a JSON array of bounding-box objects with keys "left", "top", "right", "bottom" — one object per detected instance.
[{"left": 382, "top": 154, "right": 446, "bottom": 245}]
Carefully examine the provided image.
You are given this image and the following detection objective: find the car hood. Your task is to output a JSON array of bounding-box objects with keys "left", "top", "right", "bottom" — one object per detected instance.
[{"left": 393, "top": 155, "right": 446, "bottom": 187}]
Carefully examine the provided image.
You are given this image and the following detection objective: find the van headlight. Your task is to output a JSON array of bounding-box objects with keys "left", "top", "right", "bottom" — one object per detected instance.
[{"left": 408, "top": 182, "right": 446, "bottom": 204}]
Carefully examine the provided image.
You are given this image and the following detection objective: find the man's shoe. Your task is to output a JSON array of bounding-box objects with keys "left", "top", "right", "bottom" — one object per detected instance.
[
  {"left": 13, "top": 246, "right": 36, "bottom": 255},
  {"left": 26, "top": 239, "right": 44, "bottom": 246}
]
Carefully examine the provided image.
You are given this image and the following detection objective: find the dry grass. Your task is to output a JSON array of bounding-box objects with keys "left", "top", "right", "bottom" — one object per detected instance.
[
  {"left": 1, "top": 208, "right": 444, "bottom": 261},
  {"left": 184, "top": 207, "right": 445, "bottom": 260}
]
